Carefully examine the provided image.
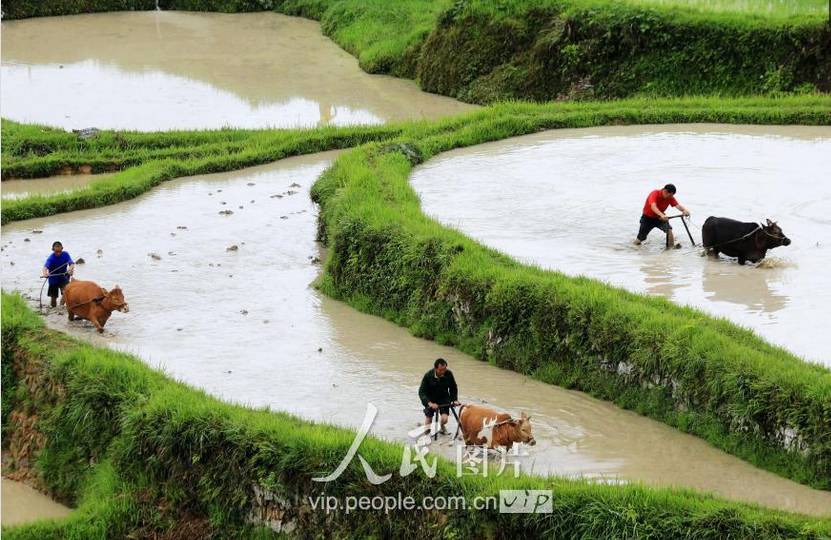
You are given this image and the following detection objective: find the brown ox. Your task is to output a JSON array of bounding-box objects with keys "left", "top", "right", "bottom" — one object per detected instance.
[
  {"left": 459, "top": 404, "right": 535, "bottom": 450},
  {"left": 62, "top": 280, "right": 129, "bottom": 333}
]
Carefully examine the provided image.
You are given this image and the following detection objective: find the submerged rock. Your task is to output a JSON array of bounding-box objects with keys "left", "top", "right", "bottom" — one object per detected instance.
[
  {"left": 226, "top": 245, "right": 239, "bottom": 252},
  {"left": 73, "top": 127, "right": 101, "bottom": 140}
]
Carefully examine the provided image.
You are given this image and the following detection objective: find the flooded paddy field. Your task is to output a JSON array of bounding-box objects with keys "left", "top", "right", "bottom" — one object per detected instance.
[
  {"left": 2, "top": 173, "right": 112, "bottom": 200},
  {"left": 0, "top": 11, "right": 474, "bottom": 130},
  {"left": 2, "top": 9, "right": 830, "bottom": 523},
  {"left": 411, "top": 124, "right": 831, "bottom": 366},
  {"left": 2, "top": 154, "right": 830, "bottom": 516}
]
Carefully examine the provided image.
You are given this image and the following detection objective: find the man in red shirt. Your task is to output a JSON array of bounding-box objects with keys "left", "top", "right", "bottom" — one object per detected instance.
[{"left": 634, "top": 184, "right": 690, "bottom": 247}]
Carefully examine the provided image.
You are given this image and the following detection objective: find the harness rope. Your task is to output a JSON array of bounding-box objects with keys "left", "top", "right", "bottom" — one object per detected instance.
[
  {"left": 38, "top": 262, "right": 71, "bottom": 312},
  {"left": 706, "top": 224, "right": 787, "bottom": 251},
  {"left": 39, "top": 263, "right": 125, "bottom": 312}
]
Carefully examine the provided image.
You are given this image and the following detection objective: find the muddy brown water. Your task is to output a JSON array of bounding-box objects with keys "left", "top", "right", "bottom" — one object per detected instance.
[
  {"left": 411, "top": 124, "right": 831, "bottom": 366},
  {"left": 0, "top": 11, "right": 475, "bottom": 130},
  {"left": 2, "top": 152, "right": 830, "bottom": 516},
  {"left": 2, "top": 174, "right": 111, "bottom": 200},
  {"left": 1, "top": 477, "right": 72, "bottom": 526}
]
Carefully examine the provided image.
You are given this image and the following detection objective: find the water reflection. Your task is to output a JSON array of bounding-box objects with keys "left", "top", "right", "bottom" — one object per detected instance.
[
  {"left": 702, "top": 262, "right": 789, "bottom": 314},
  {"left": 2, "top": 173, "right": 111, "bottom": 199},
  {"left": 0, "top": 11, "right": 474, "bottom": 130}
]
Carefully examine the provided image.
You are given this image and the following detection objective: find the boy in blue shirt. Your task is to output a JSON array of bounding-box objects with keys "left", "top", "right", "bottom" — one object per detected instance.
[{"left": 41, "top": 241, "right": 75, "bottom": 307}]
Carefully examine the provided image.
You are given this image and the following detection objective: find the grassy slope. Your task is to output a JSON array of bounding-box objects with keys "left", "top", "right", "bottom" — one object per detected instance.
[
  {"left": 0, "top": 120, "right": 402, "bottom": 224},
  {"left": 309, "top": 96, "right": 831, "bottom": 489},
  {"left": 4, "top": 95, "right": 831, "bottom": 488},
  {"left": 164, "top": 0, "right": 831, "bottom": 100},
  {"left": 3, "top": 94, "right": 829, "bottom": 223},
  {"left": 3, "top": 292, "right": 830, "bottom": 538},
  {"left": 615, "top": 0, "right": 827, "bottom": 18}
]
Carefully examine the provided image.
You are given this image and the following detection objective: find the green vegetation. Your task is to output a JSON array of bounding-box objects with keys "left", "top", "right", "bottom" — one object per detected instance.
[
  {"left": 4, "top": 96, "right": 831, "bottom": 491},
  {"left": 3, "top": 292, "right": 831, "bottom": 538},
  {"left": 2, "top": 0, "right": 828, "bottom": 101},
  {"left": 306, "top": 96, "right": 831, "bottom": 490},
  {"left": 616, "top": 0, "right": 828, "bottom": 18},
  {"left": 3, "top": 0, "right": 831, "bottom": 534},
  {"left": 0, "top": 120, "right": 402, "bottom": 224},
  {"left": 4, "top": 95, "right": 829, "bottom": 225},
  {"left": 416, "top": 0, "right": 830, "bottom": 103}
]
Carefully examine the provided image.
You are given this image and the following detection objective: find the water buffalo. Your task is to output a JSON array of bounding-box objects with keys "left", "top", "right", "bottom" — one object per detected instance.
[
  {"left": 62, "top": 280, "right": 129, "bottom": 333},
  {"left": 459, "top": 404, "right": 535, "bottom": 450},
  {"left": 702, "top": 217, "right": 791, "bottom": 265}
]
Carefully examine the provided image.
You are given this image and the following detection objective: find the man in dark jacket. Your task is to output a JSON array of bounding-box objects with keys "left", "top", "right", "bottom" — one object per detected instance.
[{"left": 418, "top": 358, "right": 460, "bottom": 435}]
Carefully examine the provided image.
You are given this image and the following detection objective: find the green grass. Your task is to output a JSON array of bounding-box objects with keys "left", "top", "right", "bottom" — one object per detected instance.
[
  {"left": 0, "top": 119, "right": 403, "bottom": 224},
  {"left": 471, "top": 0, "right": 828, "bottom": 21},
  {"left": 617, "top": 0, "right": 827, "bottom": 18},
  {"left": 4, "top": 94, "right": 830, "bottom": 224},
  {"left": 307, "top": 95, "right": 831, "bottom": 490},
  {"left": 4, "top": 96, "right": 831, "bottom": 490},
  {"left": 3, "top": 291, "right": 830, "bottom": 538}
]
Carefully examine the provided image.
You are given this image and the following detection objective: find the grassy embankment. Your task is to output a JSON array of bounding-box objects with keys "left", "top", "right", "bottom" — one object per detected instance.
[
  {"left": 3, "top": 292, "right": 831, "bottom": 538},
  {"left": 3, "top": 0, "right": 829, "bottom": 102},
  {"left": 0, "top": 119, "right": 402, "bottom": 224},
  {"left": 7, "top": 97, "right": 829, "bottom": 489},
  {"left": 3, "top": 94, "right": 830, "bottom": 225},
  {"left": 307, "top": 96, "right": 831, "bottom": 490}
]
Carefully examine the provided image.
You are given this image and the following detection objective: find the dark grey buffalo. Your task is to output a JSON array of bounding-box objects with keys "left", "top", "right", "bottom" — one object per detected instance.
[{"left": 702, "top": 217, "right": 791, "bottom": 265}]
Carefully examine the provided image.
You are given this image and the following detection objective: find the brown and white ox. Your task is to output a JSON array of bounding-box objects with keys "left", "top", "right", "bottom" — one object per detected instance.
[
  {"left": 62, "top": 280, "right": 129, "bottom": 333},
  {"left": 459, "top": 404, "right": 535, "bottom": 450}
]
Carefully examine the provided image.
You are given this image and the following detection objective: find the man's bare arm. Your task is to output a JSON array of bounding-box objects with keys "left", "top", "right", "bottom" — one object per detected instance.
[
  {"left": 674, "top": 202, "right": 690, "bottom": 216},
  {"left": 650, "top": 202, "right": 668, "bottom": 220}
]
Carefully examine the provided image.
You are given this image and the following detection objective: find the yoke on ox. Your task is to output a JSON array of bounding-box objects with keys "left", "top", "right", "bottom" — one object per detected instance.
[
  {"left": 702, "top": 217, "right": 791, "bottom": 265},
  {"left": 63, "top": 280, "right": 129, "bottom": 333}
]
